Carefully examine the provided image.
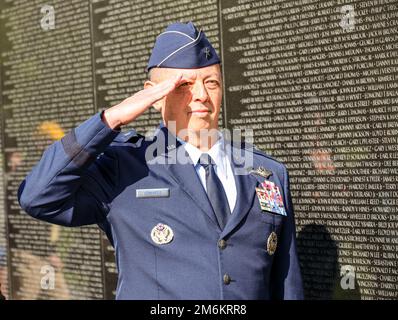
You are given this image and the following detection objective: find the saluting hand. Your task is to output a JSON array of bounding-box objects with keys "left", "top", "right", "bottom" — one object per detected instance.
[{"left": 103, "top": 73, "right": 183, "bottom": 129}]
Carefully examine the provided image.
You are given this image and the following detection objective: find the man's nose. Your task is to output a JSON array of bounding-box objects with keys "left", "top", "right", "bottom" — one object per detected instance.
[{"left": 192, "top": 82, "right": 209, "bottom": 103}]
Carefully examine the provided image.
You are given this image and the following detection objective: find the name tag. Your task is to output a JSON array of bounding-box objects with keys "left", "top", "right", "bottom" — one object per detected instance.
[{"left": 136, "top": 188, "right": 170, "bottom": 198}]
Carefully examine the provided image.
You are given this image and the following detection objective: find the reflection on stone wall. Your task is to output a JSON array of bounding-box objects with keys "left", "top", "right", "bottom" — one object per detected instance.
[{"left": 220, "top": 0, "right": 398, "bottom": 299}]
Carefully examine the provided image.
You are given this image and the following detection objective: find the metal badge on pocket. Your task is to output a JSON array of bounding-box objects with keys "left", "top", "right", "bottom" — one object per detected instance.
[
  {"left": 151, "top": 223, "right": 174, "bottom": 245},
  {"left": 267, "top": 231, "right": 278, "bottom": 255}
]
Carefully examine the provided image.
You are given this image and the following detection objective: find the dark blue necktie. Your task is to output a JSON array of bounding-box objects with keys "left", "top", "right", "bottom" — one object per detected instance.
[{"left": 199, "top": 153, "right": 231, "bottom": 230}]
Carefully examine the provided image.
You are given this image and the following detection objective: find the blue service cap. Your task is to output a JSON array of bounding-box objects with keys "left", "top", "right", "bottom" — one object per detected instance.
[{"left": 147, "top": 21, "right": 220, "bottom": 72}]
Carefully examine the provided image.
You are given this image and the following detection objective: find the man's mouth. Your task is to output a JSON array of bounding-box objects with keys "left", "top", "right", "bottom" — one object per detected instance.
[
  {"left": 190, "top": 109, "right": 209, "bottom": 113},
  {"left": 188, "top": 108, "right": 211, "bottom": 115}
]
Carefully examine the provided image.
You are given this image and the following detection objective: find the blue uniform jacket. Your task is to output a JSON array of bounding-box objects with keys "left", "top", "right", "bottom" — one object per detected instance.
[{"left": 18, "top": 113, "right": 304, "bottom": 300}]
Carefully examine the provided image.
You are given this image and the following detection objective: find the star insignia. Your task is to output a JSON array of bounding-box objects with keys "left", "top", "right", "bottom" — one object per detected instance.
[{"left": 204, "top": 47, "right": 211, "bottom": 60}]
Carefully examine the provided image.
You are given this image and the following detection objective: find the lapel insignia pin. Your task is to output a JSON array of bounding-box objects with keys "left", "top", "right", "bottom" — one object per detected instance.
[
  {"left": 151, "top": 223, "right": 174, "bottom": 245},
  {"left": 248, "top": 166, "right": 272, "bottom": 179},
  {"left": 267, "top": 231, "right": 278, "bottom": 255}
]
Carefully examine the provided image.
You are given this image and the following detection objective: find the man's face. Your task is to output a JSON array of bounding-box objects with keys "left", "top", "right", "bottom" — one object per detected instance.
[{"left": 147, "top": 64, "right": 222, "bottom": 135}]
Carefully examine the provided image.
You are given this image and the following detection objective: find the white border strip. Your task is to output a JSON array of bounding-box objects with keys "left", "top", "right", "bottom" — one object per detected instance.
[
  {"left": 157, "top": 30, "right": 195, "bottom": 41},
  {"left": 156, "top": 30, "right": 202, "bottom": 68}
]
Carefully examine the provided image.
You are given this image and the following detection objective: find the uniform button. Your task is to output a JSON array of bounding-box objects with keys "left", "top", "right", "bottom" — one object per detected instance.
[
  {"left": 223, "top": 274, "right": 231, "bottom": 285},
  {"left": 218, "top": 239, "right": 227, "bottom": 250}
]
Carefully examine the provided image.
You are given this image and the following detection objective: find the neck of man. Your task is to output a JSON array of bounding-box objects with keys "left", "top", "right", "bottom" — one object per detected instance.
[
  {"left": 185, "top": 131, "right": 220, "bottom": 152},
  {"left": 171, "top": 127, "right": 220, "bottom": 152}
]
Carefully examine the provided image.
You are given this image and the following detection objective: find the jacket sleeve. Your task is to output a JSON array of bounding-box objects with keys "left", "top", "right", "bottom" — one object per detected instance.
[
  {"left": 270, "top": 164, "right": 304, "bottom": 300},
  {"left": 18, "top": 112, "right": 121, "bottom": 227}
]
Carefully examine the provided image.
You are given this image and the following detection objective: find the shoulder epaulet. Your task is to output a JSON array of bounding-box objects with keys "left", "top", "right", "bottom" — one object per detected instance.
[{"left": 113, "top": 129, "right": 144, "bottom": 145}]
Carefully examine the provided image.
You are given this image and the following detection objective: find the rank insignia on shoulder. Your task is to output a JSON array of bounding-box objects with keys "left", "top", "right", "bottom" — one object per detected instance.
[
  {"left": 255, "top": 180, "right": 287, "bottom": 216},
  {"left": 267, "top": 231, "right": 278, "bottom": 255},
  {"left": 248, "top": 166, "right": 272, "bottom": 179},
  {"left": 151, "top": 223, "right": 174, "bottom": 245}
]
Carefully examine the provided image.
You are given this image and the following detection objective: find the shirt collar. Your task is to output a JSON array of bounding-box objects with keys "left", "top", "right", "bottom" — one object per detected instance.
[{"left": 177, "top": 133, "right": 226, "bottom": 171}]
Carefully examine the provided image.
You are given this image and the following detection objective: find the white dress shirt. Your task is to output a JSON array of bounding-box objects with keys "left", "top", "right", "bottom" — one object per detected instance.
[{"left": 179, "top": 136, "right": 237, "bottom": 213}]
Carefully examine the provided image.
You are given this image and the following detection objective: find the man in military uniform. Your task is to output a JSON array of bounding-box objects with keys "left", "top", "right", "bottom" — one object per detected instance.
[{"left": 18, "top": 22, "right": 303, "bottom": 299}]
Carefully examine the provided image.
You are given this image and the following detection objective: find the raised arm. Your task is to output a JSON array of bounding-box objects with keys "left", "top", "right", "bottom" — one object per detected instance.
[{"left": 18, "top": 74, "right": 183, "bottom": 227}]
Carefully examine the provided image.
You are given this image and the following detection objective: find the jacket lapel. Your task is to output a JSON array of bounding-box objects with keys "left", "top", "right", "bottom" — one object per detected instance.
[
  {"left": 146, "top": 125, "right": 221, "bottom": 231},
  {"left": 166, "top": 150, "right": 221, "bottom": 231},
  {"left": 220, "top": 143, "right": 260, "bottom": 238}
]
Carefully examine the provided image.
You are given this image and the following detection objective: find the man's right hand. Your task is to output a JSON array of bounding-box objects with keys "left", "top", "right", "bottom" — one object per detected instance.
[{"left": 102, "top": 73, "right": 183, "bottom": 129}]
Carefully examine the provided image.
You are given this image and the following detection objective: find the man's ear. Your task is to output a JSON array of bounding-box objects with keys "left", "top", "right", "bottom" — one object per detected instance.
[{"left": 144, "top": 80, "right": 163, "bottom": 112}]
